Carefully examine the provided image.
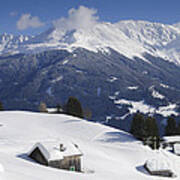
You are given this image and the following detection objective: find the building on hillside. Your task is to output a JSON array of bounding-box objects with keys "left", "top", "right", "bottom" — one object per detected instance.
[
  {"left": 162, "top": 136, "right": 180, "bottom": 155},
  {"left": 173, "top": 143, "right": 180, "bottom": 155},
  {"left": 144, "top": 159, "right": 175, "bottom": 177},
  {"left": 28, "top": 141, "right": 83, "bottom": 172},
  {"left": 47, "top": 107, "right": 63, "bottom": 114}
]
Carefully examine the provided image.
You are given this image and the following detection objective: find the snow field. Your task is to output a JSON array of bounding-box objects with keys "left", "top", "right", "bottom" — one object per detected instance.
[{"left": 0, "top": 111, "right": 179, "bottom": 179}]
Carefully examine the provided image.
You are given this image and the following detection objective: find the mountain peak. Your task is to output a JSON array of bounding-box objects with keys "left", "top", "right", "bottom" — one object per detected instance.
[{"left": 1, "top": 20, "right": 180, "bottom": 65}]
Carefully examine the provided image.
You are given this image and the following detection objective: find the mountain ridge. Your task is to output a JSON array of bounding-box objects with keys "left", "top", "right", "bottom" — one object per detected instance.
[
  {"left": 1, "top": 20, "right": 180, "bottom": 65},
  {"left": 1, "top": 48, "right": 180, "bottom": 134},
  {"left": 1, "top": 20, "right": 180, "bottom": 132}
]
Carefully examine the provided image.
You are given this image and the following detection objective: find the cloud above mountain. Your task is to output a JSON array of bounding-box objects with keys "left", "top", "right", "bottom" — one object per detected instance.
[
  {"left": 53, "top": 6, "right": 99, "bottom": 31},
  {"left": 17, "top": 14, "right": 45, "bottom": 30},
  {"left": 10, "top": 11, "right": 18, "bottom": 17}
]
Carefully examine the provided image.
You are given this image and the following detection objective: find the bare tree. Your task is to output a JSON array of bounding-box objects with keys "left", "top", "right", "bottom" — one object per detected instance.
[{"left": 39, "top": 102, "right": 48, "bottom": 113}]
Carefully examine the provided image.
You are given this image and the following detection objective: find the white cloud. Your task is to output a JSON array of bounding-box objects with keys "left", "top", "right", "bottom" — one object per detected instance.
[
  {"left": 53, "top": 6, "right": 99, "bottom": 31},
  {"left": 10, "top": 11, "right": 18, "bottom": 17},
  {"left": 17, "top": 14, "right": 45, "bottom": 30}
]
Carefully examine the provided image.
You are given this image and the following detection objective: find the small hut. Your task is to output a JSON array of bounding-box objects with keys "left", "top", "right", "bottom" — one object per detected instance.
[
  {"left": 47, "top": 107, "right": 63, "bottom": 114},
  {"left": 174, "top": 143, "right": 180, "bottom": 155},
  {"left": 162, "top": 136, "right": 180, "bottom": 155},
  {"left": 28, "top": 141, "right": 83, "bottom": 172},
  {"left": 144, "top": 159, "right": 175, "bottom": 177}
]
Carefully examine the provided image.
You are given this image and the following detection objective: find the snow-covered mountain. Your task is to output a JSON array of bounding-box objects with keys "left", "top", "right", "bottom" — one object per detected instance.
[
  {"left": 0, "top": 33, "right": 30, "bottom": 55},
  {"left": 1, "top": 20, "right": 180, "bottom": 65},
  {"left": 0, "top": 111, "right": 179, "bottom": 180},
  {"left": 2, "top": 20, "right": 180, "bottom": 132}
]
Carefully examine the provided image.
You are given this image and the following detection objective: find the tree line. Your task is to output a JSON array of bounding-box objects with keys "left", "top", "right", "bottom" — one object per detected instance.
[
  {"left": 130, "top": 112, "right": 180, "bottom": 149},
  {"left": 0, "top": 97, "right": 91, "bottom": 119},
  {"left": 130, "top": 113, "right": 160, "bottom": 149},
  {"left": 39, "top": 96, "right": 92, "bottom": 119}
]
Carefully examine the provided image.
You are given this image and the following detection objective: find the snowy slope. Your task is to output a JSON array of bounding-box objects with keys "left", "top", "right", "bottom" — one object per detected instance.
[
  {"left": 1, "top": 20, "right": 180, "bottom": 65},
  {"left": 116, "top": 20, "right": 180, "bottom": 64},
  {"left": 0, "top": 111, "right": 179, "bottom": 180},
  {"left": 0, "top": 33, "right": 30, "bottom": 55}
]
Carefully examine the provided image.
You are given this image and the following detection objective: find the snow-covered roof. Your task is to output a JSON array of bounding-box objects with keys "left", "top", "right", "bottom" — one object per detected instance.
[
  {"left": 174, "top": 144, "right": 180, "bottom": 155},
  {"left": 47, "top": 108, "right": 63, "bottom": 113},
  {"left": 28, "top": 141, "right": 83, "bottom": 161},
  {"left": 163, "top": 136, "right": 180, "bottom": 143},
  {"left": 145, "top": 158, "right": 171, "bottom": 172},
  {"left": 46, "top": 108, "right": 57, "bottom": 113}
]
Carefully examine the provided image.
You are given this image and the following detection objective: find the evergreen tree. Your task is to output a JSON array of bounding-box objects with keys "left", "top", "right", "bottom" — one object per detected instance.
[
  {"left": 145, "top": 116, "right": 159, "bottom": 137},
  {"left": 131, "top": 114, "right": 160, "bottom": 149},
  {"left": 176, "top": 122, "right": 180, "bottom": 135},
  {"left": 0, "top": 101, "right": 3, "bottom": 111},
  {"left": 66, "top": 96, "right": 83, "bottom": 118},
  {"left": 165, "top": 116, "right": 177, "bottom": 136},
  {"left": 144, "top": 116, "right": 160, "bottom": 149},
  {"left": 130, "top": 113, "right": 145, "bottom": 140}
]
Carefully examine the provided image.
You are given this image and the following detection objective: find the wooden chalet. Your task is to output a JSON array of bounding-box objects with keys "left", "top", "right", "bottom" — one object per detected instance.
[
  {"left": 28, "top": 141, "right": 83, "bottom": 172},
  {"left": 144, "top": 159, "right": 175, "bottom": 177}
]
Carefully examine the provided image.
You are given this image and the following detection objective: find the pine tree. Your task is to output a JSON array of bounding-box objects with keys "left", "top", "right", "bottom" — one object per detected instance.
[
  {"left": 145, "top": 116, "right": 159, "bottom": 137},
  {"left": 176, "top": 122, "right": 180, "bottom": 135},
  {"left": 0, "top": 101, "right": 3, "bottom": 111},
  {"left": 144, "top": 116, "right": 160, "bottom": 149},
  {"left": 131, "top": 114, "right": 160, "bottom": 149},
  {"left": 66, "top": 96, "right": 83, "bottom": 118},
  {"left": 165, "top": 116, "right": 177, "bottom": 136},
  {"left": 130, "top": 113, "right": 145, "bottom": 140}
]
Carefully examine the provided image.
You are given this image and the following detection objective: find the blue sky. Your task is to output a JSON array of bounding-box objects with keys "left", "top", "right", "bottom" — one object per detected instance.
[{"left": 1, "top": 0, "right": 180, "bottom": 35}]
